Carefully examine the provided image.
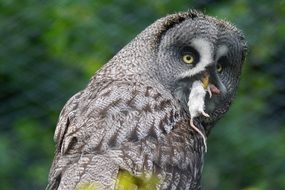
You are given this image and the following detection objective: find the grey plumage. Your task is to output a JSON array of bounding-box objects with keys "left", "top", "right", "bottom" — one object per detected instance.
[{"left": 47, "top": 11, "right": 247, "bottom": 190}]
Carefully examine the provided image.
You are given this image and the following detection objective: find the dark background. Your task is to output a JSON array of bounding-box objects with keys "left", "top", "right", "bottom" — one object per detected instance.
[{"left": 1, "top": 0, "right": 284, "bottom": 189}]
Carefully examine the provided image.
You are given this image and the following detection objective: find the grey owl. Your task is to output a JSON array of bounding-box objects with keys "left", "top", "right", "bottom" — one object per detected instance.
[{"left": 46, "top": 11, "right": 247, "bottom": 190}]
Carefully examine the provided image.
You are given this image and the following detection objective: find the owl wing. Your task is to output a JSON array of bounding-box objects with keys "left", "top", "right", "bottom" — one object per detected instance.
[{"left": 46, "top": 80, "right": 182, "bottom": 190}]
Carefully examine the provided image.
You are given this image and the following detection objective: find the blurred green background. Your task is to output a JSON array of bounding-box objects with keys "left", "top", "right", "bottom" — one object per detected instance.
[{"left": 0, "top": 0, "right": 284, "bottom": 189}]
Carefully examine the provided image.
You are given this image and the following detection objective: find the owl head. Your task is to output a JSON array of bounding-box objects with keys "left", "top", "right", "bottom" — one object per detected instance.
[
  {"left": 153, "top": 11, "right": 247, "bottom": 127},
  {"left": 104, "top": 11, "right": 247, "bottom": 130}
]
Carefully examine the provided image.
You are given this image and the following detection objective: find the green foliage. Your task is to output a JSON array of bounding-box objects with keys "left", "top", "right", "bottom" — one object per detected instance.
[
  {"left": 76, "top": 183, "right": 99, "bottom": 190},
  {"left": 116, "top": 171, "right": 158, "bottom": 190},
  {"left": 0, "top": 0, "right": 284, "bottom": 189},
  {"left": 75, "top": 171, "right": 158, "bottom": 190}
]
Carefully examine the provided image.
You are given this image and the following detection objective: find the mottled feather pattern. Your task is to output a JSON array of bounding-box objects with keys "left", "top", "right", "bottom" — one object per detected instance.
[
  {"left": 48, "top": 80, "right": 205, "bottom": 189},
  {"left": 47, "top": 10, "right": 246, "bottom": 190}
]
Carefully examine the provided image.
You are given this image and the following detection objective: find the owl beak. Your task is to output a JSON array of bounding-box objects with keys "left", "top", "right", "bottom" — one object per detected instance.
[
  {"left": 201, "top": 73, "right": 220, "bottom": 97},
  {"left": 201, "top": 73, "right": 210, "bottom": 89}
]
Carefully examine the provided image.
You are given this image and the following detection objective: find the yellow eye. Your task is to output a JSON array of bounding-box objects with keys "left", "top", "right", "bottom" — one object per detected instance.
[
  {"left": 182, "top": 54, "right": 194, "bottom": 64},
  {"left": 216, "top": 63, "right": 223, "bottom": 73}
]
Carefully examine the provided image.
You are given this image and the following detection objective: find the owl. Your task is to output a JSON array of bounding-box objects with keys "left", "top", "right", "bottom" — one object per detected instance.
[{"left": 46, "top": 11, "right": 247, "bottom": 190}]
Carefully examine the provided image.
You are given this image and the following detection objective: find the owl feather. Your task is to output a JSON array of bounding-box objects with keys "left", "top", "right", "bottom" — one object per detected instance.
[{"left": 46, "top": 10, "right": 247, "bottom": 190}]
